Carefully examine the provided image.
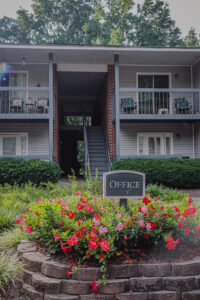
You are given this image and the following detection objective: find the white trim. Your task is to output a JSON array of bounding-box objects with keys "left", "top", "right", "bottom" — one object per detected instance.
[
  {"left": 57, "top": 64, "right": 108, "bottom": 72},
  {"left": 120, "top": 64, "right": 191, "bottom": 67},
  {"left": 192, "top": 123, "right": 195, "bottom": 158},
  {"left": 0, "top": 132, "right": 28, "bottom": 156},
  {"left": 136, "top": 72, "right": 171, "bottom": 114},
  {"left": 0, "top": 44, "right": 200, "bottom": 53},
  {"left": 137, "top": 132, "right": 173, "bottom": 155}
]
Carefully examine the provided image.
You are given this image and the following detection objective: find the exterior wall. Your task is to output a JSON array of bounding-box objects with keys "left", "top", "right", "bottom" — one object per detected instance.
[
  {"left": 103, "top": 65, "right": 116, "bottom": 161},
  {"left": 8, "top": 64, "right": 49, "bottom": 86},
  {"left": 193, "top": 62, "right": 200, "bottom": 88},
  {"left": 119, "top": 66, "right": 191, "bottom": 88},
  {"left": 0, "top": 122, "right": 49, "bottom": 155},
  {"left": 53, "top": 64, "right": 59, "bottom": 163},
  {"left": 120, "top": 122, "right": 193, "bottom": 158}
]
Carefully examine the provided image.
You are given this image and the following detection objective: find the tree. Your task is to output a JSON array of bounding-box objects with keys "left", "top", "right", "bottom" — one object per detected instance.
[
  {"left": 86, "top": 0, "right": 135, "bottom": 45},
  {"left": 131, "top": 0, "right": 183, "bottom": 47},
  {"left": 184, "top": 28, "right": 200, "bottom": 47}
]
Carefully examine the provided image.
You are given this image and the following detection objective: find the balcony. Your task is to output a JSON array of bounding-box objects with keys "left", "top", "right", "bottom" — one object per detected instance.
[
  {"left": 0, "top": 87, "right": 50, "bottom": 119},
  {"left": 118, "top": 88, "right": 200, "bottom": 120}
]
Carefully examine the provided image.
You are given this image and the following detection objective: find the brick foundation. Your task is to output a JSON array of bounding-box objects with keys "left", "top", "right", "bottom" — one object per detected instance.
[{"left": 103, "top": 65, "right": 116, "bottom": 162}]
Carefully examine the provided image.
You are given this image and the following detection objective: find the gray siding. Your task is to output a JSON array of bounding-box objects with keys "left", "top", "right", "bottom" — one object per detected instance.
[
  {"left": 119, "top": 66, "right": 191, "bottom": 88},
  {"left": 0, "top": 122, "right": 49, "bottom": 155},
  {"left": 120, "top": 122, "right": 193, "bottom": 158},
  {"left": 193, "top": 62, "right": 200, "bottom": 88}
]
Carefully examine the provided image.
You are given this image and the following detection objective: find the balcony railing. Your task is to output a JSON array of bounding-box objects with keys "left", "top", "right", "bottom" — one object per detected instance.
[
  {"left": 0, "top": 87, "right": 49, "bottom": 116},
  {"left": 119, "top": 88, "right": 200, "bottom": 116}
]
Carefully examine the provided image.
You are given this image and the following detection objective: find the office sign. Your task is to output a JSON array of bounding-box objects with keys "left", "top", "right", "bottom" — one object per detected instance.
[{"left": 103, "top": 170, "right": 145, "bottom": 199}]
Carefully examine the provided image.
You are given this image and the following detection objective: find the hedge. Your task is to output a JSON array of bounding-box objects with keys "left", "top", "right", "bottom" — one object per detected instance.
[
  {"left": 111, "top": 158, "right": 200, "bottom": 189},
  {"left": 0, "top": 158, "right": 62, "bottom": 185}
]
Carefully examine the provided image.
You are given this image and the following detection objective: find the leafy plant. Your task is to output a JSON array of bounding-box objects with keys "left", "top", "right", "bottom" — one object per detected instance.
[
  {"left": 0, "top": 251, "right": 22, "bottom": 294},
  {"left": 112, "top": 158, "right": 200, "bottom": 189}
]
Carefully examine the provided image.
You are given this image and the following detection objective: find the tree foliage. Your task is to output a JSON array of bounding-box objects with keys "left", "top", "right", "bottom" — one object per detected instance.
[
  {"left": 0, "top": 0, "right": 199, "bottom": 47},
  {"left": 184, "top": 27, "right": 200, "bottom": 47}
]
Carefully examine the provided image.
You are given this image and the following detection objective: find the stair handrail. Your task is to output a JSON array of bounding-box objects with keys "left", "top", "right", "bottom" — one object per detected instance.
[
  {"left": 83, "top": 116, "right": 89, "bottom": 175},
  {"left": 103, "top": 123, "right": 111, "bottom": 168}
]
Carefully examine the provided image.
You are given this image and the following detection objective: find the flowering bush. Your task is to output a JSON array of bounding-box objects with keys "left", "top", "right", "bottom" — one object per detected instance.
[{"left": 16, "top": 192, "right": 200, "bottom": 281}]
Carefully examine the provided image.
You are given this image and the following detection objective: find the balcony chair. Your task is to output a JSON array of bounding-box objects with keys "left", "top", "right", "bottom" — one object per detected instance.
[
  {"left": 10, "top": 98, "right": 24, "bottom": 113},
  {"left": 36, "top": 98, "right": 49, "bottom": 113},
  {"left": 174, "top": 98, "right": 192, "bottom": 114},
  {"left": 121, "top": 97, "right": 137, "bottom": 113}
]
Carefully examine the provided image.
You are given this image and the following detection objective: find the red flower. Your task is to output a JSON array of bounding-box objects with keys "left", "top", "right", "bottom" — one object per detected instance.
[
  {"left": 91, "top": 281, "right": 98, "bottom": 291},
  {"left": 77, "top": 203, "right": 83, "bottom": 211},
  {"left": 35, "top": 212, "right": 39, "bottom": 216},
  {"left": 60, "top": 241, "right": 67, "bottom": 253},
  {"left": 173, "top": 206, "right": 181, "bottom": 217},
  {"left": 26, "top": 226, "right": 33, "bottom": 234},
  {"left": 76, "top": 190, "right": 81, "bottom": 196},
  {"left": 16, "top": 220, "right": 20, "bottom": 224},
  {"left": 160, "top": 205, "right": 165, "bottom": 210},
  {"left": 178, "top": 222, "right": 184, "bottom": 229},
  {"left": 99, "top": 254, "right": 104, "bottom": 260},
  {"left": 94, "top": 213, "right": 101, "bottom": 219},
  {"left": 89, "top": 230, "right": 98, "bottom": 241},
  {"left": 166, "top": 237, "right": 179, "bottom": 250},
  {"left": 80, "top": 227, "right": 87, "bottom": 232},
  {"left": 124, "top": 234, "right": 128, "bottom": 240},
  {"left": 26, "top": 208, "right": 30, "bottom": 211},
  {"left": 54, "top": 234, "right": 60, "bottom": 242},
  {"left": 67, "top": 212, "right": 76, "bottom": 219},
  {"left": 66, "top": 271, "right": 70, "bottom": 276},
  {"left": 20, "top": 216, "right": 26, "bottom": 223},
  {"left": 150, "top": 222, "right": 156, "bottom": 230},
  {"left": 20, "top": 226, "right": 23, "bottom": 232},
  {"left": 85, "top": 205, "right": 94, "bottom": 214},
  {"left": 89, "top": 240, "right": 98, "bottom": 251},
  {"left": 144, "top": 233, "right": 148, "bottom": 238},
  {"left": 100, "top": 238, "right": 110, "bottom": 252},
  {"left": 80, "top": 197, "right": 87, "bottom": 204},
  {"left": 66, "top": 234, "right": 79, "bottom": 246},
  {"left": 142, "top": 197, "right": 151, "bottom": 205},
  {"left": 184, "top": 227, "right": 192, "bottom": 235}
]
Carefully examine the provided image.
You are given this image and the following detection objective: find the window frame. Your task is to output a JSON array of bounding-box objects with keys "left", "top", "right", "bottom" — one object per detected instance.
[
  {"left": 0, "top": 132, "right": 28, "bottom": 156},
  {"left": 137, "top": 132, "right": 173, "bottom": 155}
]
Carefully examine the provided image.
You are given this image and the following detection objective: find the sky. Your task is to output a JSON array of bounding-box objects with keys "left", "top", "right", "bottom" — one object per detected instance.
[{"left": 0, "top": 0, "right": 199, "bottom": 36}]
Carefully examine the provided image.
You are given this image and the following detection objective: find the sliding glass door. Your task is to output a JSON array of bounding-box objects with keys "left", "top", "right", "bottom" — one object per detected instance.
[{"left": 138, "top": 74, "right": 169, "bottom": 114}]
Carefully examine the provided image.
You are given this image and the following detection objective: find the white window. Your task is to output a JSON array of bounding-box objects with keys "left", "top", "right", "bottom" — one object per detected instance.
[
  {"left": 137, "top": 133, "right": 173, "bottom": 155},
  {"left": 0, "top": 133, "right": 28, "bottom": 156}
]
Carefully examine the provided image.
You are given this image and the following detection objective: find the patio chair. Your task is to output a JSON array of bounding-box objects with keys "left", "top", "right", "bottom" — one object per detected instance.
[
  {"left": 36, "top": 97, "right": 49, "bottom": 113},
  {"left": 120, "top": 97, "right": 137, "bottom": 113},
  {"left": 10, "top": 98, "right": 23, "bottom": 113},
  {"left": 174, "top": 98, "right": 192, "bottom": 114}
]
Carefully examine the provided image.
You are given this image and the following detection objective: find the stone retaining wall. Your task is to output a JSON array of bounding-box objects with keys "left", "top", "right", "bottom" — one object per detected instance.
[{"left": 17, "top": 240, "right": 200, "bottom": 300}]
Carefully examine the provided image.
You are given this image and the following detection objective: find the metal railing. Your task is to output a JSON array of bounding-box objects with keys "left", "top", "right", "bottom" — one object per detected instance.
[
  {"left": 0, "top": 87, "right": 49, "bottom": 114},
  {"left": 119, "top": 88, "right": 200, "bottom": 115}
]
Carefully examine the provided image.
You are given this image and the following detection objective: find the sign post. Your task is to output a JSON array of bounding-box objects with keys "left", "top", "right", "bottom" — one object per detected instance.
[{"left": 103, "top": 171, "right": 145, "bottom": 209}]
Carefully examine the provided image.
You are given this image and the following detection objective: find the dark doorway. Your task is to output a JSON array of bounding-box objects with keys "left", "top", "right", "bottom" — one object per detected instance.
[{"left": 58, "top": 71, "right": 106, "bottom": 176}]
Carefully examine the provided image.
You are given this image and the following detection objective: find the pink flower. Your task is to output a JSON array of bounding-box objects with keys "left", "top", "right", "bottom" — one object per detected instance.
[
  {"left": 20, "top": 216, "right": 26, "bottom": 223},
  {"left": 197, "top": 224, "right": 200, "bottom": 231},
  {"left": 99, "top": 227, "right": 108, "bottom": 234},
  {"left": 117, "top": 211, "right": 122, "bottom": 218},
  {"left": 117, "top": 223, "right": 123, "bottom": 231},
  {"left": 26, "top": 226, "right": 33, "bottom": 234},
  {"left": 36, "top": 200, "right": 43, "bottom": 204},
  {"left": 54, "top": 234, "right": 60, "bottom": 242},
  {"left": 154, "top": 212, "right": 160, "bottom": 217},
  {"left": 35, "top": 212, "right": 39, "bottom": 216},
  {"left": 26, "top": 208, "right": 30, "bottom": 211},
  {"left": 146, "top": 222, "right": 152, "bottom": 231},
  {"left": 139, "top": 219, "right": 145, "bottom": 228},
  {"left": 141, "top": 206, "right": 147, "bottom": 214},
  {"left": 76, "top": 190, "right": 81, "bottom": 196},
  {"left": 93, "top": 218, "right": 101, "bottom": 226}
]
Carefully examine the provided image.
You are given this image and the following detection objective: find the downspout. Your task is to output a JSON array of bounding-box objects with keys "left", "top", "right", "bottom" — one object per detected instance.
[
  {"left": 114, "top": 54, "right": 120, "bottom": 160},
  {"left": 49, "top": 53, "right": 54, "bottom": 161}
]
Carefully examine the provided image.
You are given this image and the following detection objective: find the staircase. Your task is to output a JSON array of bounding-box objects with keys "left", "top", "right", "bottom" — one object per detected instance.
[{"left": 87, "top": 126, "right": 110, "bottom": 178}]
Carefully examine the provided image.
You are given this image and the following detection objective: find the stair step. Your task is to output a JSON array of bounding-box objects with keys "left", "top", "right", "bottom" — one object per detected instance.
[{"left": 23, "top": 283, "right": 43, "bottom": 300}]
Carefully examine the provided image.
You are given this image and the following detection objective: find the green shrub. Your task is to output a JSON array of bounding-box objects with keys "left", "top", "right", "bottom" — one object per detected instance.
[
  {"left": 0, "top": 158, "right": 62, "bottom": 185},
  {"left": 111, "top": 158, "right": 200, "bottom": 189},
  {"left": 146, "top": 185, "right": 188, "bottom": 202}
]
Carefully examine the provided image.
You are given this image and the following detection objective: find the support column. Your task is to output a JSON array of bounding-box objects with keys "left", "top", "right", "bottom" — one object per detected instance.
[
  {"left": 114, "top": 54, "right": 120, "bottom": 160},
  {"left": 49, "top": 53, "right": 54, "bottom": 161}
]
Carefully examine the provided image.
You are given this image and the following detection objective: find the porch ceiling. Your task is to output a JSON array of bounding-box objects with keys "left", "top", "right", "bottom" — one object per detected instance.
[{"left": 0, "top": 45, "right": 200, "bottom": 66}]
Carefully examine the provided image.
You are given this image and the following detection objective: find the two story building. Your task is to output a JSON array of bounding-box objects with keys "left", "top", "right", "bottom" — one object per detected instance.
[{"left": 0, "top": 45, "right": 200, "bottom": 176}]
